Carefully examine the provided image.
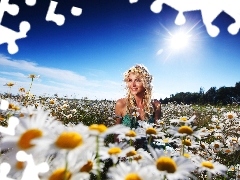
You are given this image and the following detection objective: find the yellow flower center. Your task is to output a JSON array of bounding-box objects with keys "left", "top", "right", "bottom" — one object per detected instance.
[
  {"left": 126, "top": 130, "right": 136, "bottom": 137},
  {"left": 224, "top": 149, "right": 231, "bottom": 153},
  {"left": 182, "top": 139, "right": 191, "bottom": 146},
  {"left": 19, "top": 113, "right": 24, "bottom": 118},
  {"left": 163, "top": 139, "right": 169, "bottom": 143},
  {"left": 55, "top": 131, "right": 82, "bottom": 149},
  {"left": 125, "top": 173, "right": 142, "bottom": 180},
  {"left": 146, "top": 127, "right": 157, "bottom": 135},
  {"left": 180, "top": 117, "right": 188, "bottom": 121},
  {"left": 156, "top": 156, "right": 177, "bottom": 173},
  {"left": 201, "top": 161, "right": 214, "bottom": 169},
  {"left": 108, "top": 147, "right": 122, "bottom": 155},
  {"left": 18, "top": 129, "right": 43, "bottom": 150},
  {"left": 133, "top": 155, "right": 142, "bottom": 161},
  {"left": 49, "top": 168, "right": 72, "bottom": 180},
  {"left": 49, "top": 100, "right": 55, "bottom": 104},
  {"left": 228, "top": 114, "right": 233, "bottom": 119},
  {"left": 89, "top": 124, "right": 107, "bottom": 133},
  {"left": 214, "top": 144, "right": 220, "bottom": 148},
  {"left": 16, "top": 161, "right": 25, "bottom": 170},
  {"left": 178, "top": 126, "right": 193, "bottom": 135},
  {"left": 8, "top": 103, "right": 15, "bottom": 109},
  {"left": 80, "top": 160, "right": 93, "bottom": 172},
  {"left": 232, "top": 138, "right": 237, "bottom": 143},
  {"left": 126, "top": 150, "right": 137, "bottom": 157},
  {"left": 7, "top": 82, "right": 14, "bottom": 87},
  {"left": 183, "top": 153, "right": 190, "bottom": 158}
]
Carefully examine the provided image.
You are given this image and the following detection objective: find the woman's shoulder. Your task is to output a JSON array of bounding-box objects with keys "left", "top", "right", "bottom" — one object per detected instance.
[{"left": 115, "top": 98, "right": 127, "bottom": 107}]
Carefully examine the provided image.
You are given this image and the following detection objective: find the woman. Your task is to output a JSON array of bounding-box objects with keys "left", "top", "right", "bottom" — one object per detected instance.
[{"left": 114, "top": 64, "right": 161, "bottom": 145}]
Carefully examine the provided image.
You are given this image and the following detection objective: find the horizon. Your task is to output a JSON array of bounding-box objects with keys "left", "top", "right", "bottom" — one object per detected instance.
[{"left": 1, "top": 0, "right": 240, "bottom": 100}]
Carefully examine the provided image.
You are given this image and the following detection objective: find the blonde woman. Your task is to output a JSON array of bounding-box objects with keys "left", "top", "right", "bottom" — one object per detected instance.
[{"left": 115, "top": 64, "right": 161, "bottom": 144}]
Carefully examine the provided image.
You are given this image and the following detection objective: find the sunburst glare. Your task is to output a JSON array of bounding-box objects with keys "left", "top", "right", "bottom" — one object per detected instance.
[{"left": 156, "top": 20, "right": 205, "bottom": 62}]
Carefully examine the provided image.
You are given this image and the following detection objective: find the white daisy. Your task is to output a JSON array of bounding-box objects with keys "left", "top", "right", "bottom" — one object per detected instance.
[
  {"left": 146, "top": 146, "right": 196, "bottom": 180},
  {"left": 88, "top": 124, "right": 129, "bottom": 138},
  {"left": 195, "top": 158, "right": 227, "bottom": 178},
  {"left": 99, "top": 142, "right": 135, "bottom": 164},
  {"left": 108, "top": 161, "right": 154, "bottom": 180},
  {"left": 1, "top": 106, "right": 59, "bottom": 157},
  {"left": 224, "top": 111, "right": 237, "bottom": 120},
  {"left": 46, "top": 123, "right": 95, "bottom": 156},
  {"left": 170, "top": 115, "right": 196, "bottom": 124}
]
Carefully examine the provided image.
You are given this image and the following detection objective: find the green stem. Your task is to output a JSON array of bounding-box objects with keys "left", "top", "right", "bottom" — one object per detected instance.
[
  {"left": 181, "top": 136, "right": 185, "bottom": 156},
  {"left": 28, "top": 78, "right": 34, "bottom": 93},
  {"left": 96, "top": 136, "right": 101, "bottom": 180},
  {"left": 130, "top": 139, "right": 133, "bottom": 146},
  {"left": 148, "top": 135, "right": 152, "bottom": 145}
]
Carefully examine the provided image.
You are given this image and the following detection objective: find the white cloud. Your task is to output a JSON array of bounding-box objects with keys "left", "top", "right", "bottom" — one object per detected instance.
[
  {"left": 0, "top": 55, "right": 86, "bottom": 83},
  {"left": 0, "top": 55, "right": 123, "bottom": 100},
  {"left": 0, "top": 71, "right": 26, "bottom": 78}
]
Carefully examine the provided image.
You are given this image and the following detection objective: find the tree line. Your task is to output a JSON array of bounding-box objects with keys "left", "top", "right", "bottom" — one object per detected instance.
[{"left": 160, "top": 82, "right": 240, "bottom": 105}]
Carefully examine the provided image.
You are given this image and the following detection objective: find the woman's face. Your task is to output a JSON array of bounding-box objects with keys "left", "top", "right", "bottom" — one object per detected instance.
[{"left": 126, "top": 73, "right": 145, "bottom": 96}]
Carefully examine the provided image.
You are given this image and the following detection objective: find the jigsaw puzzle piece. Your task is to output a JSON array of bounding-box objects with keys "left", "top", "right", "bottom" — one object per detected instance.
[
  {"left": 0, "top": 21, "right": 30, "bottom": 54},
  {"left": 25, "top": 0, "right": 37, "bottom": 6},
  {"left": 0, "top": 0, "right": 19, "bottom": 23},
  {"left": 0, "top": 116, "right": 19, "bottom": 135},
  {"left": 46, "top": 0, "right": 65, "bottom": 26},
  {"left": 16, "top": 151, "right": 49, "bottom": 180},
  {"left": 0, "top": 162, "right": 15, "bottom": 180}
]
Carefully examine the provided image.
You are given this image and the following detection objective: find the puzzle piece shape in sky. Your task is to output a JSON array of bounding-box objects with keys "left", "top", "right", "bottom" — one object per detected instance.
[
  {"left": 25, "top": 0, "right": 37, "bottom": 6},
  {"left": 0, "top": 99, "right": 9, "bottom": 111},
  {"left": 129, "top": 0, "right": 138, "bottom": 4},
  {"left": 0, "top": 0, "right": 33, "bottom": 54},
  {"left": 0, "top": 116, "right": 19, "bottom": 135},
  {"left": 0, "top": 21, "right": 30, "bottom": 54},
  {"left": 150, "top": 0, "right": 240, "bottom": 37},
  {"left": 0, "top": 162, "right": 15, "bottom": 180},
  {"left": 71, "top": 6, "right": 82, "bottom": 16},
  {"left": 46, "top": 0, "right": 82, "bottom": 25},
  {"left": 16, "top": 151, "right": 49, "bottom": 180},
  {"left": 0, "top": 0, "right": 19, "bottom": 23},
  {"left": 46, "top": 1, "right": 65, "bottom": 26}
]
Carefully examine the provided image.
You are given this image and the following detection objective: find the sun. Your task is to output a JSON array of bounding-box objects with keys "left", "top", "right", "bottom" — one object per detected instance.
[{"left": 170, "top": 32, "right": 191, "bottom": 49}]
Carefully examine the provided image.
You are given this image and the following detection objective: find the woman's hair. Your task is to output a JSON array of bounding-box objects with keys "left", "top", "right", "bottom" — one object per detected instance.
[{"left": 123, "top": 64, "right": 153, "bottom": 118}]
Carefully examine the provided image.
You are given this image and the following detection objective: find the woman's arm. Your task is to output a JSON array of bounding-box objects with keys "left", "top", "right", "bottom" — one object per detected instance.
[
  {"left": 152, "top": 99, "right": 161, "bottom": 124},
  {"left": 114, "top": 98, "right": 125, "bottom": 142}
]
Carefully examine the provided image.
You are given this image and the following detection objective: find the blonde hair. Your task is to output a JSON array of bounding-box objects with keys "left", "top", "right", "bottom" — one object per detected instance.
[{"left": 123, "top": 64, "right": 153, "bottom": 119}]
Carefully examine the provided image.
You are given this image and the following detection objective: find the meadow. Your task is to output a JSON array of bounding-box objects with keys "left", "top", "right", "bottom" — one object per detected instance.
[{"left": 0, "top": 80, "right": 240, "bottom": 180}]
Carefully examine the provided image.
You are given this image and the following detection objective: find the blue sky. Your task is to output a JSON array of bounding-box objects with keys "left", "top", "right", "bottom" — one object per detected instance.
[{"left": 0, "top": 0, "right": 240, "bottom": 100}]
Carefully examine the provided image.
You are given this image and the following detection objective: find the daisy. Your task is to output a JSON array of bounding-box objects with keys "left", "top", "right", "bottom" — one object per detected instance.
[
  {"left": 27, "top": 74, "right": 40, "bottom": 79},
  {"left": 167, "top": 125, "right": 201, "bottom": 139},
  {"left": 225, "top": 111, "right": 238, "bottom": 119},
  {"left": 195, "top": 158, "right": 227, "bottom": 179},
  {"left": 1, "top": 106, "right": 59, "bottom": 157},
  {"left": 76, "top": 150, "right": 103, "bottom": 176},
  {"left": 88, "top": 123, "right": 129, "bottom": 138},
  {"left": 46, "top": 122, "right": 95, "bottom": 156},
  {"left": 146, "top": 146, "right": 196, "bottom": 180},
  {"left": 99, "top": 142, "right": 135, "bottom": 164},
  {"left": 42, "top": 151, "right": 90, "bottom": 180},
  {"left": 137, "top": 120, "right": 165, "bottom": 138},
  {"left": 107, "top": 161, "right": 154, "bottom": 180},
  {"left": 170, "top": 115, "right": 196, "bottom": 124},
  {"left": 4, "top": 82, "right": 15, "bottom": 87},
  {"left": 209, "top": 140, "right": 224, "bottom": 152},
  {"left": 117, "top": 127, "right": 144, "bottom": 145}
]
